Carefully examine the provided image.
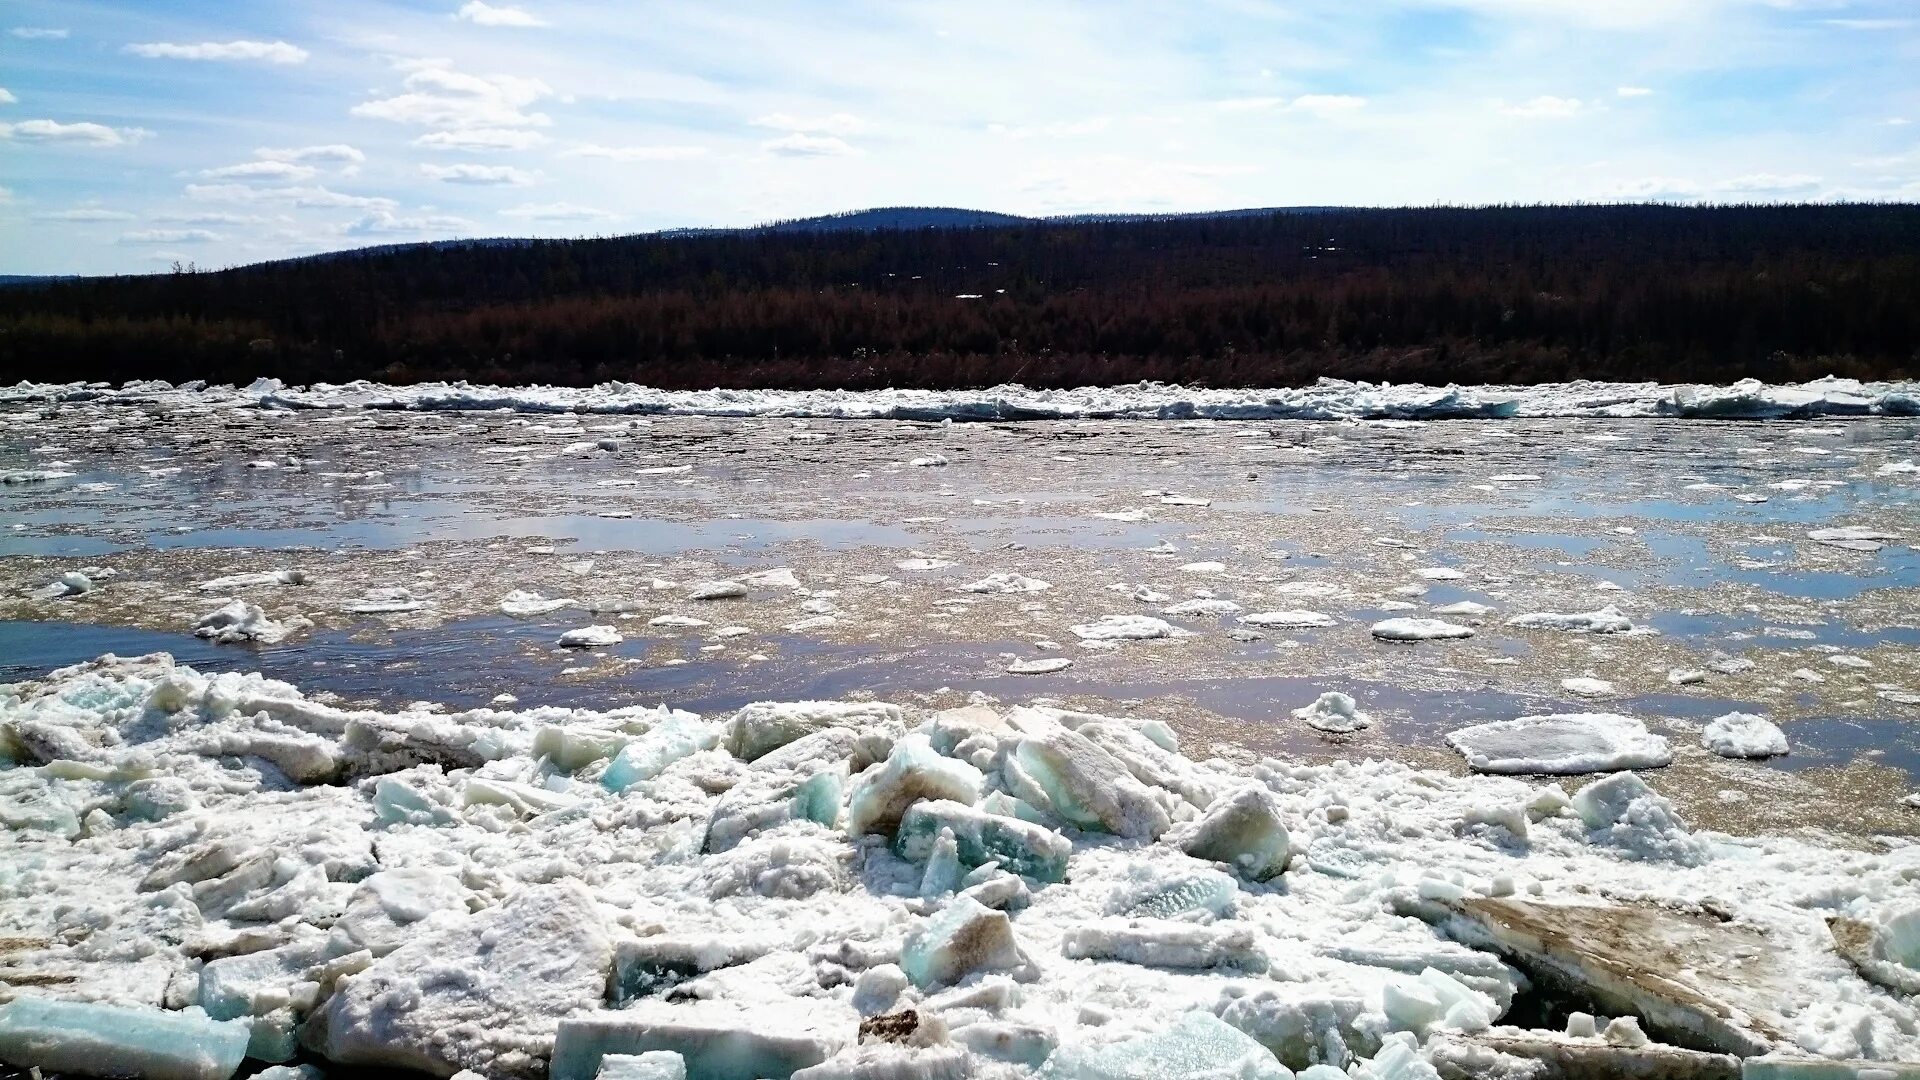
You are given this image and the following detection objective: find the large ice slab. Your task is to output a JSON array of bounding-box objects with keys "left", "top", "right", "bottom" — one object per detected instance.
[
  {"left": 901, "top": 895, "right": 1029, "bottom": 988},
  {"left": 1009, "top": 719, "right": 1171, "bottom": 839},
  {"left": 603, "top": 715, "right": 720, "bottom": 792},
  {"left": 550, "top": 1002, "right": 854, "bottom": 1080},
  {"left": 1445, "top": 714, "right": 1672, "bottom": 775},
  {"left": 1426, "top": 897, "right": 1803, "bottom": 1057},
  {"left": 897, "top": 798, "right": 1073, "bottom": 882},
  {"left": 1038, "top": 1010, "right": 1290, "bottom": 1079},
  {"left": 1178, "top": 786, "right": 1291, "bottom": 881},
  {"left": 846, "top": 733, "right": 984, "bottom": 836},
  {"left": 0, "top": 997, "right": 250, "bottom": 1080},
  {"left": 315, "top": 881, "right": 613, "bottom": 1077},
  {"left": 725, "top": 701, "right": 905, "bottom": 762}
]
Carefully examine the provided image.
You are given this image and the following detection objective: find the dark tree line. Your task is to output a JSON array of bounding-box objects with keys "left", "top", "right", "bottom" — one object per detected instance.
[{"left": 1, "top": 203, "right": 1915, "bottom": 389}]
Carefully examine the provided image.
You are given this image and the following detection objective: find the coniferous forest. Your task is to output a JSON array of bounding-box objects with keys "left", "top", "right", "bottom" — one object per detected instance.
[{"left": 1, "top": 203, "right": 1915, "bottom": 389}]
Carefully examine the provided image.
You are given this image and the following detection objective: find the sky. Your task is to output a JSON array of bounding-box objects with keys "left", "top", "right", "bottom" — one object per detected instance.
[{"left": 1, "top": 0, "right": 1916, "bottom": 275}]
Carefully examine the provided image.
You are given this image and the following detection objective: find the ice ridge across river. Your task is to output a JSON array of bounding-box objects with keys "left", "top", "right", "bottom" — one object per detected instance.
[
  {"left": 5, "top": 374, "right": 1919, "bottom": 422},
  {"left": 4, "top": 654, "right": 1920, "bottom": 1080}
]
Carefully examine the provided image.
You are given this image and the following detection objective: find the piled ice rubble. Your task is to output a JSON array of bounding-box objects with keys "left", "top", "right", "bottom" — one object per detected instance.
[
  {"left": 4, "top": 653, "right": 1920, "bottom": 1080},
  {"left": 6, "top": 374, "right": 1918, "bottom": 421}
]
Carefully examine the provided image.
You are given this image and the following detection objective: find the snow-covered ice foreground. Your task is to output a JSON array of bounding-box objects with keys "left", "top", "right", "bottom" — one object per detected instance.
[
  {"left": 4, "top": 654, "right": 1920, "bottom": 1080},
  {"left": 5, "top": 374, "right": 1919, "bottom": 422}
]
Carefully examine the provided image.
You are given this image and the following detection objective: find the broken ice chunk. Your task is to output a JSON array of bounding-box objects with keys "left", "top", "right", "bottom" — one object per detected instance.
[
  {"left": 533, "top": 724, "right": 633, "bottom": 771},
  {"left": 1571, "top": 772, "right": 1705, "bottom": 863},
  {"left": 846, "top": 733, "right": 984, "bottom": 836},
  {"left": 724, "top": 700, "right": 905, "bottom": 762},
  {"left": 193, "top": 600, "right": 299, "bottom": 644},
  {"left": 559, "top": 624, "right": 624, "bottom": 647},
  {"left": 1371, "top": 617, "right": 1474, "bottom": 641},
  {"left": 959, "top": 572, "right": 1052, "bottom": 594},
  {"left": 1445, "top": 714, "right": 1672, "bottom": 775},
  {"left": 687, "top": 580, "right": 748, "bottom": 600},
  {"left": 1292, "top": 691, "right": 1371, "bottom": 733},
  {"left": 920, "top": 827, "right": 965, "bottom": 897},
  {"left": 791, "top": 766, "right": 845, "bottom": 828},
  {"left": 900, "top": 895, "right": 1028, "bottom": 989},
  {"left": 319, "top": 882, "right": 612, "bottom": 1077},
  {"left": 603, "top": 715, "right": 721, "bottom": 792},
  {"left": 1010, "top": 720, "right": 1172, "bottom": 839},
  {"left": 1110, "top": 866, "right": 1237, "bottom": 919},
  {"left": 0, "top": 997, "right": 250, "bottom": 1080},
  {"left": 500, "top": 589, "right": 576, "bottom": 615},
  {"left": 550, "top": 1002, "right": 853, "bottom": 1080},
  {"left": 1700, "top": 712, "right": 1788, "bottom": 758},
  {"left": 897, "top": 799, "right": 1073, "bottom": 883},
  {"left": 1038, "top": 1010, "right": 1289, "bottom": 1079},
  {"left": 329, "top": 867, "right": 470, "bottom": 957},
  {"left": 1062, "top": 921, "right": 1267, "bottom": 972},
  {"left": 1381, "top": 968, "right": 1496, "bottom": 1037},
  {"left": 1505, "top": 605, "right": 1636, "bottom": 634},
  {"left": 1178, "top": 786, "right": 1292, "bottom": 881},
  {"left": 1070, "top": 614, "right": 1193, "bottom": 641},
  {"left": 1239, "top": 610, "right": 1335, "bottom": 628}
]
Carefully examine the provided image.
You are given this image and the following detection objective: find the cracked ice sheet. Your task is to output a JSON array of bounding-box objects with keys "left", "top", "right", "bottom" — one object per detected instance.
[{"left": 4, "top": 655, "right": 1920, "bottom": 1077}]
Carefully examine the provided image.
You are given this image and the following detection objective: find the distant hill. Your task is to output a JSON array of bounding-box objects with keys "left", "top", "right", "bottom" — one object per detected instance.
[
  {"left": 0, "top": 274, "right": 80, "bottom": 289},
  {"left": 1, "top": 203, "right": 1914, "bottom": 391}
]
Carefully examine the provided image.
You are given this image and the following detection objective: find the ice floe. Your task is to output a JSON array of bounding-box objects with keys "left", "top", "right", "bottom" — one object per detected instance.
[
  {"left": 1446, "top": 714, "right": 1673, "bottom": 775},
  {"left": 1505, "top": 605, "right": 1637, "bottom": 634},
  {"left": 193, "top": 600, "right": 304, "bottom": 645},
  {"left": 1291, "top": 692, "right": 1372, "bottom": 734},
  {"left": 1070, "top": 615, "right": 1192, "bottom": 641},
  {"left": 1701, "top": 712, "right": 1790, "bottom": 759},
  {"left": 1370, "top": 618, "right": 1475, "bottom": 642}
]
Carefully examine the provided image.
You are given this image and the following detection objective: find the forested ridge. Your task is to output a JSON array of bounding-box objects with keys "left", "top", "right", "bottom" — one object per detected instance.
[{"left": 2, "top": 203, "right": 1915, "bottom": 389}]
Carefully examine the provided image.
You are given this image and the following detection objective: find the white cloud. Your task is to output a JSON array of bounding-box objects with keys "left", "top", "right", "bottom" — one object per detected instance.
[
  {"left": 1605, "top": 173, "right": 1826, "bottom": 202},
  {"left": 414, "top": 128, "right": 548, "bottom": 151},
  {"left": 500, "top": 201, "right": 616, "bottom": 221},
  {"left": 1289, "top": 95, "right": 1368, "bottom": 117},
  {"left": 988, "top": 118, "right": 1112, "bottom": 139},
  {"left": 201, "top": 161, "right": 318, "bottom": 181},
  {"left": 119, "top": 229, "right": 221, "bottom": 244},
  {"left": 1822, "top": 18, "right": 1914, "bottom": 30},
  {"left": 1500, "top": 95, "right": 1586, "bottom": 119},
  {"left": 125, "top": 40, "right": 308, "bottom": 64},
  {"left": 0, "top": 119, "right": 151, "bottom": 146},
  {"left": 0, "top": 186, "right": 12, "bottom": 203},
  {"left": 185, "top": 183, "right": 398, "bottom": 211},
  {"left": 31, "top": 207, "right": 136, "bottom": 222},
  {"left": 152, "top": 211, "right": 269, "bottom": 225},
  {"left": 0, "top": 88, "right": 16, "bottom": 105},
  {"left": 763, "top": 133, "right": 859, "bottom": 157},
  {"left": 344, "top": 210, "right": 473, "bottom": 235},
  {"left": 352, "top": 64, "right": 553, "bottom": 130},
  {"left": 9, "top": 28, "right": 68, "bottom": 40},
  {"left": 1715, "top": 172, "right": 1823, "bottom": 197},
  {"left": 1616, "top": 86, "right": 1654, "bottom": 97},
  {"left": 420, "top": 163, "right": 536, "bottom": 184},
  {"left": 750, "top": 112, "right": 866, "bottom": 136},
  {"left": 1211, "top": 95, "right": 1365, "bottom": 117},
  {"left": 567, "top": 143, "right": 708, "bottom": 161},
  {"left": 456, "top": 2, "right": 548, "bottom": 27},
  {"left": 1214, "top": 97, "right": 1288, "bottom": 112},
  {"left": 256, "top": 144, "right": 365, "bottom": 165}
]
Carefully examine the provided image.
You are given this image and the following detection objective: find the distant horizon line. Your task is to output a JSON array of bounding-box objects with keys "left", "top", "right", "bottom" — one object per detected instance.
[{"left": 5, "top": 198, "right": 1916, "bottom": 280}]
